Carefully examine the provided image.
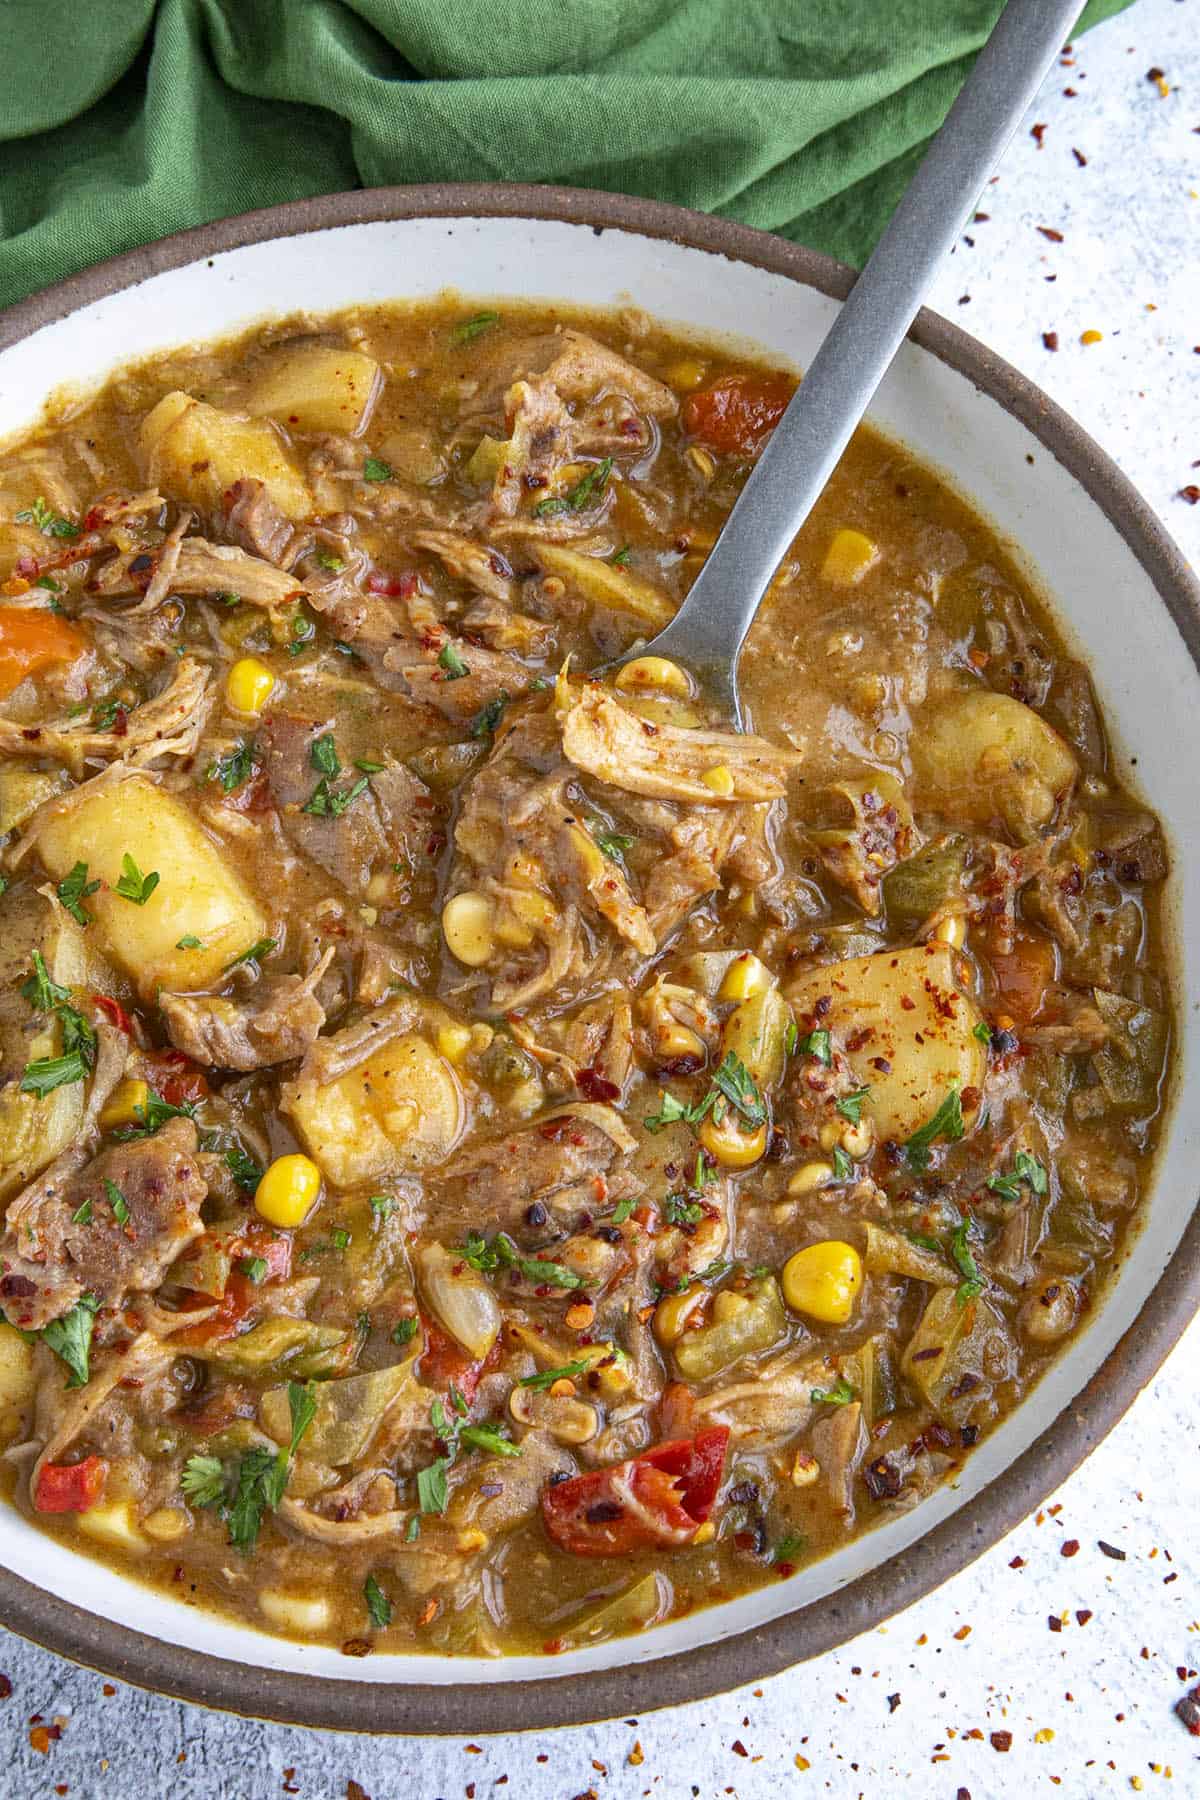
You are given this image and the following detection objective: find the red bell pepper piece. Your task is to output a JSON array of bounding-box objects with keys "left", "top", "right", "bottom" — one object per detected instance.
[
  {"left": 681, "top": 373, "right": 795, "bottom": 457},
  {"left": 34, "top": 1455, "right": 108, "bottom": 1514},
  {"left": 542, "top": 1427, "right": 730, "bottom": 1556},
  {"left": 92, "top": 995, "right": 134, "bottom": 1036},
  {"left": 175, "top": 1226, "right": 292, "bottom": 1346}
]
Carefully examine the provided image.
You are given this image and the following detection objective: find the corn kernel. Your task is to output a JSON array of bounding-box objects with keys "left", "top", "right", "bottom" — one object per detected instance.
[
  {"left": 456, "top": 1528, "right": 488, "bottom": 1554},
  {"left": 142, "top": 1505, "right": 192, "bottom": 1543},
  {"left": 717, "top": 952, "right": 772, "bottom": 1002},
  {"left": 818, "top": 1120, "right": 842, "bottom": 1151},
  {"left": 700, "top": 764, "right": 735, "bottom": 796},
  {"left": 99, "top": 1078, "right": 150, "bottom": 1133},
  {"left": 435, "top": 1023, "right": 473, "bottom": 1065},
  {"left": 77, "top": 1500, "right": 146, "bottom": 1553},
  {"left": 226, "top": 656, "right": 276, "bottom": 715},
  {"left": 692, "top": 1519, "right": 717, "bottom": 1545},
  {"left": 781, "top": 1240, "right": 863, "bottom": 1325},
  {"left": 840, "top": 1116, "right": 874, "bottom": 1159},
  {"left": 615, "top": 656, "right": 693, "bottom": 700},
  {"left": 654, "top": 1286, "right": 707, "bottom": 1346},
  {"left": 787, "top": 1160, "right": 835, "bottom": 1196},
  {"left": 442, "top": 891, "right": 495, "bottom": 966},
  {"left": 686, "top": 444, "right": 717, "bottom": 481},
  {"left": 254, "top": 1152, "right": 321, "bottom": 1228},
  {"left": 698, "top": 1110, "right": 768, "bottom": 1169},
  {"left": 933, "top": 914, "right": 966, "bottom": 948},
  {"left": 821, "top": 528, "right": 880, "bottom": 586},
  {"left": 1080, "top": 328, "right": 1103, "bottom": 345}
]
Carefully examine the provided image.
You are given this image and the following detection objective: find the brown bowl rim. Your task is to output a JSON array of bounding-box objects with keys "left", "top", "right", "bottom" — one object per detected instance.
[{"left": 0, "top": 181, "right": 1196, "bottom": 1735}]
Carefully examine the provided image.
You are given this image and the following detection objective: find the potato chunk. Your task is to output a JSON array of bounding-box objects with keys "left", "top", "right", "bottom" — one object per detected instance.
[
  {"left": 35, "top": 776, "right": 269, "bottom": 998},
  {"left": 285, "top": 1034, "right": 464, "bottom": 1187},
  {"left": 244, "top": 344, "right": 382, "bottom": 437},
  {"left": 140, "top": 391, "right": 311, "bottom": 519},
  {"left": 0, "top": 1324, "right": 36, "bottom": 1445},
  {"left": 786, "top": 943, "right": 985, "bottom": 1141},
  {"left": 911, "top": 689, "right": 1077, "bottom": 839}
]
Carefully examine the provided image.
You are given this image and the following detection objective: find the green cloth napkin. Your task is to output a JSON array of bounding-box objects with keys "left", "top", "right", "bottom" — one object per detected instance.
[{"left": 0, "top": 0, "right": 1129, "bottom": 311}]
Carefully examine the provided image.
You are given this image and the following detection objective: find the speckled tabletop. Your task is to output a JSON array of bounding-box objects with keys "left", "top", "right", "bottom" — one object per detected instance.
[{"left": 1, "top": 2, "right": 1198, "bottom": 1796}]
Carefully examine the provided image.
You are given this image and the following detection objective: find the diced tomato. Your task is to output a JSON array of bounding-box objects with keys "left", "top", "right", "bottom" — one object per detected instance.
[
  {"left": 0, "top": 608, "right": 85, "bottom": 700},
  {"left": 681, "top": 374, "right": 795, "bottom": 457},
  {"left": 142, "top": 1050, "right": 209, "bottom": 1108},
  {"left": 366, "top": 570, "right": 418, "bottom": 599},
  {"left": 175, "top": 1226, "right": 292, "bottom": 1346},
  {"left": 985, "top": 924, "right": 1057, "bottom": 1024},
  {"left": 542, "top": 1427, "right": 730, "bottom": 1556},
  {"left": 93, "top": 995, "right": 134, "bottom": 1036},
  {"left": 34, "top": 1455, "right": 108, "bottom": 1514},
  {"left": 417, "top": 1316, "right": 501, "bottom": 1403}
]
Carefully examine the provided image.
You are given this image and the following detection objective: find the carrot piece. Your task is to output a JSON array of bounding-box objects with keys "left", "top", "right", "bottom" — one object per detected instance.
[{"left": 0, "top": 608, "right": 84, "bottom": 698}]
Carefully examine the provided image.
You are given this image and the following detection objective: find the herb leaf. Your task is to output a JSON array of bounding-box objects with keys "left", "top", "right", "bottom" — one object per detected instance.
[
  {"left": 41, "top": 1294, "right": 100, "bottom": 1388},
  {"left": 21, "top": 1051, "right": 91, "bottom": 1096},
  {"left": 16, "top": 497, "right": 79, "bottom": 538},
  {"left": 180, "top": 1455, "right": 226, "bottom": 1508},
  {"left": 518, "top": 1359, "right": 591, "bottom": 1392},
  {"left": 831, "top": 1144, "right": 853, "bottom": 1181},
  {"left": 710, "top": 1052, "right": 765, "bottom": 1127},
  {"left": 362, "top": 456, "right": 393, "bottom": 483},
  {"left": 950, "top": 1216, "right": 984, "bottom": 1307},
  {"left": 21, "top": 951, "right": 70, "bottom": 1014},
  {"left": 114, "top": 853, "right": 159, "bottom": 906},
  {"left": 437, "top": 641, "right": 469, "bottom": 680},
  {"left": 103, "top": 1177, "right": 129, "bottom": 1225},
  {"left": 310, "top": 733, "right": 340, "bottom": 776},
  {"left": 416, "top": 1456, "right": 450, "bottom": 1515},
  {"left": 664, "top": 1192, "right": 703, "bottom": 1227},
  {"left": 451, "top": 311, "right": 500, "bottom": 345},
  {"left": 364, "top": 1573, "right": 392, "bottom": 1628},
  {"left": 835, "top": 1087, "right": 870, "bottom": 1124},
  {"left": 904, "top": 1087, "right": 965, "bottom": 1171},
  {"left": 986, "top": 1150, "right": 1048, "bottom": 1202},
  {"left": 796, "top": 1029, "right": 831, "bottom": 1066},
  {"left": 589, "top": 820, "right": 635, "bottom": 861},
  {"left": 208, "top": 740, "right": 255, "bottom": 794},
  {"left": 459, "top": 1422, "right": 521, "bottom": 1458},
  {"left": 532, "top": 456, "right": 614, "bottom": 517},
  {"left": 811, "top": 1377, "right": 855, "bottom": 1406},
  {"left": 469, "top": 691, "right": 509, "bottom": 740},
  {"left": 223, "top": 937, "right": 277, "bottom": 973},
  {"left": 56, "top": 861, "right": 100, "bottom": 927}
]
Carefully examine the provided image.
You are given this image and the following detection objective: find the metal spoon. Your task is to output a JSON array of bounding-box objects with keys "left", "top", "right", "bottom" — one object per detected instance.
[{"left": 621, "top": 0, "right": 1084, "bottom": 726}]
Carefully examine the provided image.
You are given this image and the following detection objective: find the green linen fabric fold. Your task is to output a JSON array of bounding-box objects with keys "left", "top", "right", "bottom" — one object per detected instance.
[{"left": 0, "top": 0, "right": 1130, "bottom": 310}]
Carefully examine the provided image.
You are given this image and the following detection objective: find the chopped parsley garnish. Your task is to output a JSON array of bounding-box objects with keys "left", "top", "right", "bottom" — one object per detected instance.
[
  {"left": 16, "top": 497, "right": 79, "bottom": 538},
  {"left": 416, "top": 1386, "right": 522, "bottom": 1514},
  {"left": 518, "top": 1359, "right": 591, "bottom": 1391},
  {"left": 302, "top": 773, "right": 369, "bottom": 817},
  {"left": 660, "top": 1257, "right": 735, "bottom": 1297},
  {"left": 225, "top": 1146, "right": 263, "bottom": 1193},
  {"left": 451, "top": 311, "right": 500, "bottom": 345},
  {"left": 772, "top": 1531, "right": 807, "bottom": 1565},
  {"left": 355, "top": 757, "right": 384, "bottom": 773},
  {"left": 796, "top": 1028, "right": 832, "bottom": 1066},
  {"left": 973, "top": 1020, "right": 992, "bottom": 1044},
  {"left": 950, "top": 1217, "right": 984, "bottom": 1307},
  {"left": 903, "top": 1087, "right": 965, "bottom": 1172},
  {"left": 710, "top": 1052, "right": 766, "bottom": 1127},
  {"left": 664, "top": 1192, "right": 704, "bottom": 1227},
  {"left": 391, "top": 1316, "right": 418, "bottom": 1346},
  {"left": 103, "top": 1178, "right": 129, "bottom": 1226},
  {"left": 609, "top": 544, "right": 631, "bottom": 566},
  {"left": 469, "top": 691, "right": 509, "bottom": 739},
  {"left": 40, "top": 1294, "right": 100, "bottom": 1389},
  {"left": 56, "top": 861, "right": 100, "bottom": 927},
  {"left": 831, "top": 1145, "right": 853, "bottom": 1181},
  {"left": 315, "top": 552, "right": 344, "bottom": 572},
  {"left": 208, "top": 739, "right": 255, "bottom": 794},
  {"left": 784, "top": 1020, "right": 799, "bottom": 1056},
  {"left": 437, "top": 641, "right": 469, "bottom": 680},
  {"left": 610, "top": 1193, "right": 637, "bottom": 1224},
  {"left": 176, "top": 933, "right": 203, "bottom": 950},
  {"left": 405, "top": 1514, "right": 420, "bottom": 1542},
  {"left": 287, "top": 608, "right": 317, "bottom": 656},
  {"left": 458, "top": 1229, "right": 584, "bottom": 1290},
  {"left": 369, "top": 1194, "right": 396, "bottom": 1221},
  {"left": 532, "top": 456, "right": 614, "bottom": 517},
  {"left": 21, "top": 1049, "right": 91, "bottom": 1096},
  {"left": 416, "top": 1457, "right": 450, "bottom": 1515},
  {"left": 460, "top": 1423, "right": 521, "bottom": 1458},
  {"left": 238, "top": 1255, "right": 268, "bottom": 1284},
  {"left": 644, "top": 1089, "right": 709, "bottom": 1133},
  {"left": 589, "top": 821, "right": 635, "bottom": 861},
  {"left": 117, "top": 1088, "right": 198, "bottom": 1141},
  {"left": 835, "top": 1087, "right": 869, "bottom": 1124},
  {"left": 114, "top": 852, "right": 159, "bottom": 906},
  {"left": 330, "top": 1227, "right": 351, "bottom": 1251},
  {"left": 91, "top": 696, "right": 128, "bottom": 731},
  {"left": 71, "top": 1199, "right": 93, "bottom": 1226},
  {"left": 362, "top": 456, "right": 393, "bottom": 483},
  {"left": 21, "top": 951, "right": 69, "bottom": 1014},
  {"left": 811, "top": 1377, "right": 855, "bottom": 1406},
  {"left": 182, "top": 1379, "right": 315, "bottom": 1552},
  {"left": 310, "top": 733, "right": 340, "bottom": 776},
  {"left": 986, "top": 1150, "right": 1049, "bottom": 1202},
  {"left": 364, "top": 1573, "right": 392, "bottom": 1629},
  {"left": 223, "top": 937, "right": 277, "bottom": 973}
]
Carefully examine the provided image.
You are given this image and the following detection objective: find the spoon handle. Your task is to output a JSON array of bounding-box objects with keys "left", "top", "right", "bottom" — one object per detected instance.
[{"left": 650, "top": 0, "right": 1084, "bottom": 698}]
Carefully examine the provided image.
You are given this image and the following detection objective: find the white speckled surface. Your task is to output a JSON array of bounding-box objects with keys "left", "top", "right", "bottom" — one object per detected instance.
[{"left": 1, "top": 2, "right": 1198, "bottom": 1794}]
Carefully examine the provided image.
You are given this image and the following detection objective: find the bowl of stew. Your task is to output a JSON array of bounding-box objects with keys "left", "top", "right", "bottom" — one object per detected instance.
[{"left": 0, "top": 186, "right": 1194, "bottom": 1732}]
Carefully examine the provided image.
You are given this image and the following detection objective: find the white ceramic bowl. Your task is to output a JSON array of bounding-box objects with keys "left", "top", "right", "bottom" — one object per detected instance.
[{"left": 0, "top": 187, "right": 1195, "bottom": 1731}]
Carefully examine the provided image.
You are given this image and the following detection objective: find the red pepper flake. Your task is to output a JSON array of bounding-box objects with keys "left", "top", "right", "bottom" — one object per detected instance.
[
  {"left": 1176, "top": 1683, "right": 1200, "bottom": 1736},
  {"left": 346, "top": 1784, "right": 371, "bottom": 1800},
  {"left": 1072, "top": 146, "right": 1087, "bottom": 166},
  {"left": 1048, "top": 1615, "right": 1063, "bottom": 1632},
  {"left": 30, "top": 1724, "right": 62, "bottom": 1753},
  {"left": 627, "top": 1741, "right": 644, "bottom": 1767},
  {"left": 990, "top": 1731, "right": 1013, "bottom": 1752},
  {"left": 731, "top": 1740, "right": 749, "bottom": 1757},
  {"left": 1031, "top": 123, "right": 1047, "bottom": 147},
  {"left": 1010, "top": 1555, "right": 1026, "bottom": 1568},
  {"left": 1061, "top": 1538, "right": 1080, "bottom": 1557},
  {"left": 1063, "top": 86, "right": 1078, "bottom": 97},
  {"left": 464, "top": 1744, "right": 483, "bottom": 1755},
  {"left": 1098, "top": 1539, "right": 1127, "bottom": 1560},
  {"left": 1043, "top": 331, "right": 1060, "bottom": 351},
  {"left": 0, "top": 1675, "right": 10, "bottom": 1701},
  {"left": 1178, "top": 486, "right": 1200, "bottom": 505},
  {"left": 1037, "top": 226, "right": 1064, "bottom": 242}
]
